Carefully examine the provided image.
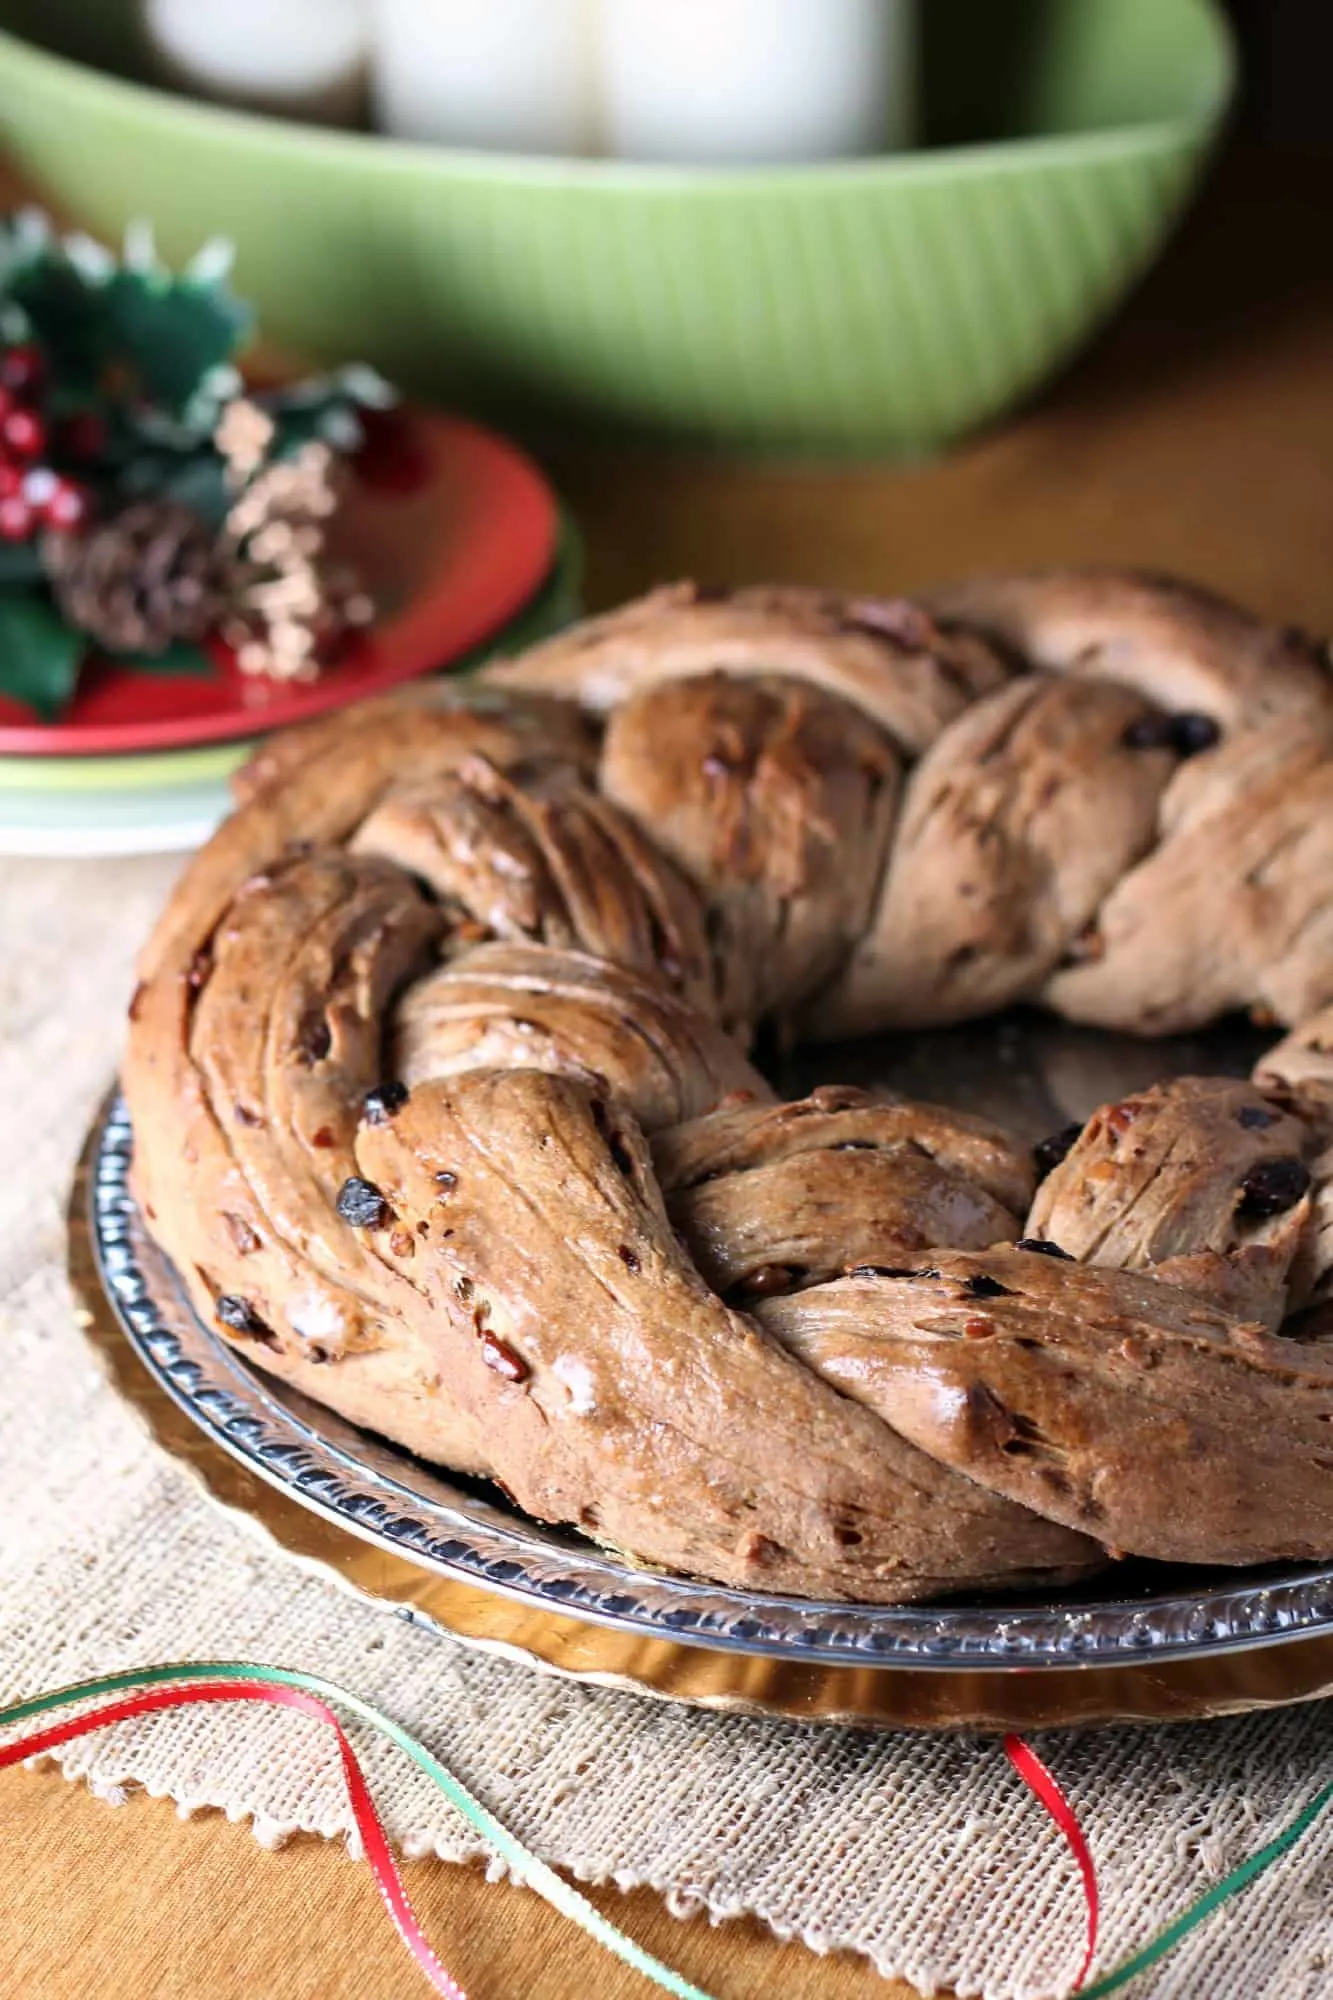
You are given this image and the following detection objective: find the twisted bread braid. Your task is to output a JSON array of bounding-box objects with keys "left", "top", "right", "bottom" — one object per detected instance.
[{"left": 124, "top": 572, "right": 1333, "bottom": 1603}]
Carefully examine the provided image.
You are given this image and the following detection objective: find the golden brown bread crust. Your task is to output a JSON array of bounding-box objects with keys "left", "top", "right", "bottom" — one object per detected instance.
[
  {"left": 351, "top": 754, "right": 718, "bottom": 1017},
  {"left": 144, "top": 686, "right": 595, "bottom": 983},
  {"left": 920, "top": 569, "right": 1333, "bottom": 727},
  {"left": 813, "top": 675, "right": 1177, "bottom": 1038},
  {"left": 393, "top": 941, "right": 770, "bottom": 1134},
  {"left": 1043, "top": 711, "right": 1333, "bottom": 1034},
  {"left": 599, "top": 671, "right": 901, "bottom": 1031},
  {"left": 1026, "top": 1077, "right": 1323, "bottom": 1330},
  {"left": 352, "top": 1069, "right": 1097, "bottom": 1597},
  {"left": 483, "top": 581, "right": 1013, "bottom": 753},
  {"left": 123, "top": 570, "right": 1333, "bottom": 1599},
  {"left": 655, "top": 1088, "right": 1035, "bottom": 1299},
  {"left": 755, "top": 1251, "right": 1333, "bottom": 1565}
]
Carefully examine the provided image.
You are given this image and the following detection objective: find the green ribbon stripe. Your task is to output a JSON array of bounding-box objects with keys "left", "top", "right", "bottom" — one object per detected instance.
[
  {"left": 4, "top": 1661, "right": 1332, "bottom": 2000},
  {"left": 0, "top": 1660, "right": 715, "bottom": 2000},
  {"left": 1081, "top": 1776, "right": 1333, "bottom": 1997}
]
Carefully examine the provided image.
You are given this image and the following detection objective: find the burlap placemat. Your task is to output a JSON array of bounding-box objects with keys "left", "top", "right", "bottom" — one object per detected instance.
[{"left": 3, "top": 853, "right": 1333, "bottom": 2000}]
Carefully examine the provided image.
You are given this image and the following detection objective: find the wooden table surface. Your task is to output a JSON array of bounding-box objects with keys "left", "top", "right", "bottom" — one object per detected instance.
[{"left": 6, "top": 143, "right": 1333, "bottom": 2000}]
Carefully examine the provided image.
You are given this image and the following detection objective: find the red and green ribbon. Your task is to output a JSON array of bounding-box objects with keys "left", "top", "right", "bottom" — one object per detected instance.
[
  {"left": 1, "top": 1662, "right": 1330, "bottom": 1999},
  {"left": 0, "top": 1662, "right": 713, "bottom": 2000}
]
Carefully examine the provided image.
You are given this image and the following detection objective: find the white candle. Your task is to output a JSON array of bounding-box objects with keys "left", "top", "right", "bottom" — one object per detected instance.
[
  {"left": 600, "top": 0, "right": 916, "bottom": 166},
  {"left": 371, "top": 0, "right": 597, "bottom": 157},
  {"left": 144, "top": 0, "right": 371, "bottom": 125}
]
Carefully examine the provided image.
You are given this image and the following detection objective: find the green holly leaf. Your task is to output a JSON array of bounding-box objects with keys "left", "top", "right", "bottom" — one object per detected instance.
[
  {"left": 0, "top": 591, "right": 86, "bottom": 720},
  {"left": 1, "top": 218, "right": 254, "bottom": 421},
  {"left": 4, "top": 232, "right": 117, "bottom": 399},
  {"left": 113, "top": 446, "right": 231, "bottom": 529},
  {"left": 104, "top": 638, "right": 216, "bottom": 678},
  {"left": 0, "top": 541, "right": 46, "bottom": 587},
  {"left": 101, "top": 266, "right": 253, "bottom": 417}
]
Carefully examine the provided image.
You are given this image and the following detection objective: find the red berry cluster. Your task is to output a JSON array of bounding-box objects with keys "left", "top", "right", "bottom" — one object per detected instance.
[{"left": 0, "top": 344, "right": 98, "bottom": 544}]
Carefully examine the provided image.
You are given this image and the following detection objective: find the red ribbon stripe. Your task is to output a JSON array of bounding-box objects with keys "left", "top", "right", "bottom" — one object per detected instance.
[
  {"left": 1005, "top": 1733, "right": 1100, "bottom": 1991},
  {"left": 0, "top": 1681, "right": 468, "bottom": 2000}
]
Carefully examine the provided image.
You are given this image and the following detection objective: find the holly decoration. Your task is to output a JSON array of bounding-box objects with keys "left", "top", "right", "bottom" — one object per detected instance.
[
  {"left": 0, "top": 212, "right": 390, "bottom": 722},
  {"left": 214, "top": 399, "right": 373, "bottom": 683},
  {"left": 0, "top": 341, "right": 95, "bottom": 559},
  {"left": 44, "top": 498, "right": 237, "bottom": 657}
]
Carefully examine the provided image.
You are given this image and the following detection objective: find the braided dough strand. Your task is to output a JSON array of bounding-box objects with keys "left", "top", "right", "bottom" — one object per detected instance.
[{"left": 123, "top": 571, "right": 1333, "bottom": 1599}]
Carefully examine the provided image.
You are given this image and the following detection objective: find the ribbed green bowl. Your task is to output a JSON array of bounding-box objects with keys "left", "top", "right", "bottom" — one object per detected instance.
[{"left": 0, "top": 0, "right": 1233, "bottom": 456}]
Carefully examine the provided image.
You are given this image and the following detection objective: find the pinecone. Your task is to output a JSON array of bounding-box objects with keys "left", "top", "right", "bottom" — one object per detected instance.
[{"left": 42, "top": 499, "right": 236, "bottom": 655}]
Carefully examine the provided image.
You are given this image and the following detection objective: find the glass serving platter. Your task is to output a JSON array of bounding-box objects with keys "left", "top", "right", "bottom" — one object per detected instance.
[{"left": 70, "top": 1015, "right": 1333, "bottom": 1731}]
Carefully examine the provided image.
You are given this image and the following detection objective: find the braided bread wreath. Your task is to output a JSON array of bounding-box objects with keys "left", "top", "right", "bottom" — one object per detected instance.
[{"left": 122, "top": 571, "right": 1333, "bottom": 1606}]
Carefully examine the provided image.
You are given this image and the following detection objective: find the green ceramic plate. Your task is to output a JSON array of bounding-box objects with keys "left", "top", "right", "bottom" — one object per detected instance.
[
  {"left": 0, "top": 775, "right": 235, "bottom": 856},
  {"left": 0, "top": 739, "right": 252, "bottom": 795},
  {"left": 0, "top": 0, "right": 1233, "bottom": 455}
]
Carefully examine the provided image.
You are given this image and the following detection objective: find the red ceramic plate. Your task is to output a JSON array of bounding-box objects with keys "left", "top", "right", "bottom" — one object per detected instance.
[{"left": 0, "top": 409, "right": 559, "bottom": 756}]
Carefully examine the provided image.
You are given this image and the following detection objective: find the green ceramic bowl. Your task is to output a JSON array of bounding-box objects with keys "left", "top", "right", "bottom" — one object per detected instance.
[{"left": 0, "top": 0, "right": 1233, "bottom": 456}]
